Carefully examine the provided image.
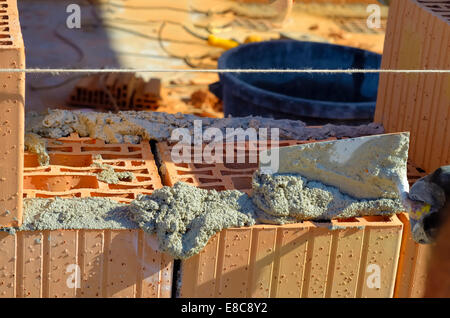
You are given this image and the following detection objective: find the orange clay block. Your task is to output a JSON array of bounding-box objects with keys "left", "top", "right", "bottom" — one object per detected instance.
[
  {"left": 0, "top": 0, "right": 25, "bottom": 228},
  {"left": 156, "top": 140, "right": 416, "bottom": 298},
  {"left": 0, "top": 229, "right": 173, "bottom": 298},
  {"left": 179, "top": 217, "right": 403, "bottom": 298},
  {"left": 156, "top": 139, "right": 338, "bottom": 193},
  {"left": 0, "top": 134, "right": 173, "bottom": 298},
  {"left": 391, "top": 162, "right": 432, "bottom": 298},
  {"left": 375, "top": 0, "right": 450, "bottom": 173},
  {"left": 23, "top": 133, "right": 162, "bottom": 203},
  {"left": 395, "top": 213, "right": 432, "bottom": 298}
]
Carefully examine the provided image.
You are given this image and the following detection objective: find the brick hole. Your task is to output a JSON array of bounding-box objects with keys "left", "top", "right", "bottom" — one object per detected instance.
[
  {"left": 47, "top": 147, "right": 73, "bottom": 153},
  {"left": 91, "top": 192, "right": 134, "bottom": 199},
  {"left": 60, "top": 168, "right": 99, "bottom": 173},
  {"left": 415, "top": 167, "right": 426, "bottom": 173},
  {"left": 101, "top": 154, "right": 142, "bottom": 159},
  {"left": 135, "top": 176, "right": 151, "bottom": 182},
  {"left": 49, "top": 154, "right": 93, "bottom": 167},
  {"left": 181, "top": 177, "right": 194, "bottom": 183},
  {"left": 198, "top": 178, "right": 221, "bottom": 184},
  {"left": 177, "top": 169, "right": 212, "bottom": 176},
  {"left": 104, "top": 161, "right": 126, "bottom": 167},
  {"left": 81, "top": 146, "right": 121, "bottom": 152},
  {"left": 24, "top": 154, "right": 40, "bottom": 168},
  {"left": 126, "top": 168, "right": 148, "bottom": 173},
  {"left": 128, "top": 146, "right": 141, "bottom": 152},
  {"left": 0, "top": 40, "right": 12, "bottom": 45},
  {"left": 108, "top": 183, "right": 154, "bottom": 190},
  {"left": 223, "top": 162, "right": 258, "bottom": 169},
  {"left": 24, "top": 175, "right": 99, "bottom": 192},
  {"left": 199, "top": 185, "right": 227, "bottom": 191},
  {"left": 221, "top": 170, "right": 253, "bottom": 176},
  {"left": 193, "top": 163, "right": 215, "bottom": 168},
  {"left": 35, "top": 193, "right": 82, "bottom": 198},
  {"left": 231, "top": 176, "right": 252, "bottom": 190},
  {"left": 174, "top": 163, "right": 189, "bottom": 168},
  {"left": 362, "top": 215, "right": 392, "bottom": 222},
  {"left": 336, "top": 218, "right": 359, "bottom": 223}
]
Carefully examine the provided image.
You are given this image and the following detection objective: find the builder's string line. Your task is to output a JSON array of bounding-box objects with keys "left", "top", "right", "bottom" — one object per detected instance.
[{"left": 0, "top": 68, "right": 449, "bottom": 74}]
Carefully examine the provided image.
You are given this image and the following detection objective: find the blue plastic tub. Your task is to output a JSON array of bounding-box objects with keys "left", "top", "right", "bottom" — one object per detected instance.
[{"left": 210, "top": 40, "right": 382, "bottom": 125}]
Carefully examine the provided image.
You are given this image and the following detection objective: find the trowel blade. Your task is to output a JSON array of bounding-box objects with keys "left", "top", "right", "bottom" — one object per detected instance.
[{"left": 259, "top": 132, "right": 410, "bottom": 200}]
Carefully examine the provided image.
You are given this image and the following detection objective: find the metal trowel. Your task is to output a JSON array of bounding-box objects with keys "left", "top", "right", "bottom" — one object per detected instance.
[{"left": 259, "top": 132, "right": 432, "bottom": 240}]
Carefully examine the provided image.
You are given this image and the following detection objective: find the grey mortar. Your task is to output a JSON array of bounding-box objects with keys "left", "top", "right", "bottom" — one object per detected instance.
[
  {"left": 252, "top": 171, "right": 404, "bottom": 225},
  {"left": 24, "top": 133, "right": 50, "bottom": 166},
  {"left": 19, "top": 197, "right": 136, "bottom": 231},
  {"left": 129, "top": 182, "right": 256, "bottom": 259},
  {"left": 91, "top": 160, "right": 135, "bottom": 184},
  {"left": 25, "top": 109, "right": 384, "bottom": 144}
]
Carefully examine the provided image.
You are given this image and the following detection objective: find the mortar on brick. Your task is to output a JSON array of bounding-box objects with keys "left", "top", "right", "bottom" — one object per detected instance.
[
  {"left": 130, "top": 182, "right": 256, "bottom": 259},
  {"left": 25, "top": 109, "right": 385, "bottom": 144},
  {"left": 252, "top": 171, "right": 404, "bottom": 225},
  {"left": 91, "top": 158, "right": 135, "bottom": 185},
  {"left": 24, "top": 133, "right": 49, "bottom": 166}
]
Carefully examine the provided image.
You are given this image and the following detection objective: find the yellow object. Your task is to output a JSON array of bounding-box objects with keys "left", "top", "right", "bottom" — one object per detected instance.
[
  {"left": 207, "top": 34, "right": 264, "bottom": 50},
  {"left": 244, "top": 35, "right": 263, "bottom": 43},
  {"left": 409, "top": 203, "right": 432, "bottom": 221},
  {"left": 207, "top": 35, "right": 239, "bottom": 50}
]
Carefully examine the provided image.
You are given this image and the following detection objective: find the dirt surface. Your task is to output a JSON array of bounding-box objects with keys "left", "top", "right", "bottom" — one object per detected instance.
[{"left": 20, "top": 0, "right": 387, "bottom": 113}]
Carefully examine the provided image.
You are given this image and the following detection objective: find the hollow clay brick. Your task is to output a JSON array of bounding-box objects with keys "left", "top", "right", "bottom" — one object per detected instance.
[
  {"left": 23, "top": 133, "right": 162, "bottom": 203},
  {"left": 179, "top": 217, "right": 403, "bottom": 298},
  {"left": 375, "top": 0, "right": 450, "bottom": 173},
  {"left": 0, "top": 134, "right": 172, "bottom": 298},
  {"left": 0, "top": 229, "right": 173, "bottom": 298},
  {"left": 375, "top": 0, "right": 449, "bottom": 297},
  {"left": 0, "top": 0, "right": 25, "bottom": 228},
  {"left": 157, "top": 140, "right": 411, "bottom": 298}
]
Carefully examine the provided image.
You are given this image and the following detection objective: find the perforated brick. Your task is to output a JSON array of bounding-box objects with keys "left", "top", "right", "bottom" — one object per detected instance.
[
  {"left": 156, "top": 139, "right": 420, "bottom": 298},
  {"left": 23, "top": 133, "right": 162, "bottom": 203},
  {"left": 180, "top": 215, "right": 404, "bottom": 298},
  {"left": 0, "top": 229, "right": 173, "bottom": 298},
  {"left": 0, "top": 0, "right": 25, "bottom": 228},
  {"left": 0, "top": 133, "right": 174, "bottom": 298},
  {"left": 375, "top": 0, "right": 450, "bottom": 173},
  {"left": 156, "top": 139, "right": 339, "bottom": 193}
]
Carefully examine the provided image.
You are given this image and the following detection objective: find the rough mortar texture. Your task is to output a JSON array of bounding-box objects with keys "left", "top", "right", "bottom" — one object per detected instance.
[
  {"left": 130, "top": 182, "right": 256, "bottom": 259},
  {"left": 252, "top": 171, "right": 404, "bottom": 225},
  {"left": 91, "top": 158, "right": 135, "bottom": 184},
  {"left": 25, "top": 109, "right": 384, "bottom": 143},
  {"left": 24, "top": 133, "right": 49, "bottom": 166},
  {"left": 268, "top": 133, "right": 410, "bottom": 200},
  {"left": 20, "top": 197, "right": 136, "bottom": 231}
]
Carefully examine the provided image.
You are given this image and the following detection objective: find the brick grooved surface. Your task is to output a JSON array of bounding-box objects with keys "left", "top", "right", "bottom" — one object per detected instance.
[
  {"left": 23, "top": 133, "right": 162, "bottom": 203},
  {"left": 157, "top": 140, "right": 417, "bottom": 298},
  {"left": 179, "top": 219, "right": 404, "bottom": 298},
  {"left": 0, "top": 0, "right": 25, "bottom": 228},
  {"left": 374, "top": 0, "right": 447, "bottom": 297},
  {"left": 375, "top": 0, "right": 450, "bottom": 173},
  {"left": 0, "top": 229, "right": 173, "bottom": 298},
  {"left": 0, "top": 133, "right": 172, "bottom": 298}
]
